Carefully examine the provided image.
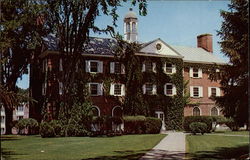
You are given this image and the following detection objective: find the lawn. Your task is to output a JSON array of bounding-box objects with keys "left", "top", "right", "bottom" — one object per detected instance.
[
  {"left": 1, "top": 134, "right": 166, "bottom": 160},
  {"left": 186, "top": 133, "right": 249, "bottom": 159},
  {"left": 214, "top": 130, "right": 249, "bottom": 135}
]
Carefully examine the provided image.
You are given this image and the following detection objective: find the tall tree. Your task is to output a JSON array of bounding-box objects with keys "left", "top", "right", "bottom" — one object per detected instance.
[
  {"left": 0, "top": 0, "right": 46, "bottom": 134},
  {"left": 216, "top": 0, "right": 248, "bottom": 127}
]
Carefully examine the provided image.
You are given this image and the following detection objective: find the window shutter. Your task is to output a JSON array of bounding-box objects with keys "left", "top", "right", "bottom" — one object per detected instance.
[
  {"left": 110, "top": 83, "right": 114, "bottom": 95},
  {"left": 142, "top": 84, "right": 146, "bottom": 94},
  {"left": 110, "top": 62, "right": 115, "bottom": 73},
  {"left": 173, "top": 85, "right": 177, "bottom": 95},
  {"left": 98, "top": 61, "right": 103, "bottom": 73},
  {"left": 121, "top": 64, "right": 126, "bottom": 74},
  {"left": 198, "top": 68, "right": 202, "bottom": 78},
  {"left": 142, "top": 63, "right": 145, "bottom": 72},
  {"left": 189, "top": 67, "right": 193, "bottom": 77},
  {"left": 190, "top": 86, "right": 194, "bottom": 97},
  {"left": 45, "top": 59, "right": 48, "bottom": 72},
  {"left": 121, "top": 84, "right": 125, "bottom": 96},
  {"left": 163, "top": 63, "right": 166, "bottom": 73},
  {"left": 59, "top": 82, "right": 63, "bottom": 95},
  {"left": 172, "top": 65, "right": 176, "bottom": 74},
  {"left": 59, "top": 58, "right": 63, "bottom": 71},
  {"left": 98, "top": 83, "right": 103, "bottom": 96},
  {"left": 216, "top": 87, "right": 221, "bottom": 96},
  {"left": 85, "top": 60, "right": 90, "bottom": 72},
  {"left": 153, "top": 84, "right": 157, "bottom": 95},
  {"left": 208, "top": 87, "right": 211, "bottom": 97},
  {"left": 152, "top": 63, "right": 157, "bottom": 73},
  {"left": 199, "top": 86, "right": 203, "bottom": 97},
  {"left": 164, "top": 84, "right": 167, "bottom": 95}
]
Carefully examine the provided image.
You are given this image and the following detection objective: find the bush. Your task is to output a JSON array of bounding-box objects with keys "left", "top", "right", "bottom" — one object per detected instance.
[
  {"left": 40, "top": 122, "right": 55, "bottom": 138},
  {"left": 211, "top": 116, "right": 228, "bottom": 131},
  {"left": 49, "top": 120, "right": 62, "bottom": 136},
  {"left": 189, "top": 122, "right": 207, "bottom": 135},
  {"left": 225, "top": 118, "right": 239, "bottom": 131},
  {"left": 15, "top": 118, "right": 39, "bottom": 135},
  {"left": 145, "top": 117, "right": 162, "bottom": 134},
  {"left": 183, "top": 116, "right": 213, "bottom": 133},
  {"left": 123, "top": 116, "right": 146, "bottom": 134}
]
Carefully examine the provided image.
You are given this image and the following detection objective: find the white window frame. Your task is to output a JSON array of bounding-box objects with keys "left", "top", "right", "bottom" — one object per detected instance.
[
  {"left": 190, "top": 86, "right": 203, "bottom": 98},
  {"left": 210, "top": 107, "right": 219, "bottom": 116},
  {"left": 142, "top": 62, "right": 156, "bottom": 73},
  {"left": 208, "top": 87, "right": 221, "bottom": 97},
  {"left": 164, "top": 83, "right": 177, "bottom": 96},
  {"left": 163, "top": 63, "right": 176, "bottom": 74},
  {"left": 89, "top": 83, "right": 103, "bottom": 96},
  {"left": 189, "top": 67, "right": 202, "bottom": 78},
  {"left": 92, "top": 106, "right": 101, "bottom": 116},
  {"left": 193, "top": 106, "right": 201, "bottom": 116},
  {"left": 110, "top": 62, "right": 125, "bottom": 74},
  {"left": 110, "top": 83, "right": 125, "bottom": 96},
  {"left": 86, "top": 60, "right": 103, "bottom": 73},
  {"left": 143, "top": 83, "right": 157, "bottom": 95}
]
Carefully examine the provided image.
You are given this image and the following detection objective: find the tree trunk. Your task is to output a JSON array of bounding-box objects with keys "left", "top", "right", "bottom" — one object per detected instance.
[{"left": 5, "top": 107, "right": 13, "bottom": 134}]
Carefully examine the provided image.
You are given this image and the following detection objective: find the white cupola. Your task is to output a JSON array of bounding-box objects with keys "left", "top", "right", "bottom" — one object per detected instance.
[{"left": 124, "top": 8, "right": 138, "bottom": 42}]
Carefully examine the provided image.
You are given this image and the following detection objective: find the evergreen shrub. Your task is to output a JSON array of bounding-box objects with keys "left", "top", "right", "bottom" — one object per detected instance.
[
  {"left": 183, "top": 116, "right": 213, "bottom": 132},
  {"left": 189, "top": 122, "right": 207, "bottom": 135},
  {"left": 145, "top": 117, "right": 162, "bottom": 134},
  {"left": 40, "top": 122, "right": 55, "bottom": 138}
]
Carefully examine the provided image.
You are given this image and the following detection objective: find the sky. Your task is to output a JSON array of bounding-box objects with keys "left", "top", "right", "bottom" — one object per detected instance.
[{"left": 17, "top": 0, "right": 230, "bottom": 89}]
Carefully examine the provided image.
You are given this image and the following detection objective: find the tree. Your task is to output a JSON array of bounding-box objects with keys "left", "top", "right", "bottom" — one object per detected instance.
[
  {"left": 41, "top": 0, "right": 147, "bottom": 125},
  {"left": 0, "top": 0, "right": 46, "bottom": 134},
  {"left": 216, "top": 0, "right": 248, "bottom": 127}
]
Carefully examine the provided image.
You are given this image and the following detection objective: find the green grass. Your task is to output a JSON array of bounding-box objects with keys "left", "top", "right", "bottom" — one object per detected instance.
[
  {"left": 186, "top": 134, "right": 249, "bottom": 159},
  {"left": 1, "top": 134, "right": 166, "bottom": 160},
  {"left": 214, "top": 130, "right": 249, "bottom": 135}
]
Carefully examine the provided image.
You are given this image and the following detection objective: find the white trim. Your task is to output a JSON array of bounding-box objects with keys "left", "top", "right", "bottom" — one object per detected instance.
[
  {"left": 164, "top": 83, "right": 176, "bottom": 96},
  {"left": 198, "top": 68, "right": 202, "bottom": 78},
  {"left": 112, "top": 106, "right": 123, "bottom": 117},
  {"left": 190, "top": 86, "right": 203, "bottom": 98},
  {"left": 189, "top": 67, "right": 193, "bottom": 78},
  {"left": 152, "top": 63, "right": 157, "bottom": 73},
  {"left": 193, "top": 106, "right": 202, "bottom": 116},
  {"left": 110, "top": 62, "right": 115, "bottom": 73},
  {"left": 110, "top": 83, "right": 125, "bottom": 96},
  {"left": 88, "top": 83, "right": 102, "bottom": 96},
  {"left": 92, "top": 106, "right": 101, "bottom": 116},
  {"left": 86, "top": 60, "right": 103, "bottom": 73}
]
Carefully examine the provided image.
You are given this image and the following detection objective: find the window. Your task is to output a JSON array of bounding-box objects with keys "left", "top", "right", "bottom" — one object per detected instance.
[
  {"left": 164, "top": 63, "right": 176, "bottom": 74},
  {"left": 89, "top": 83, "right": 102, "bottom": 96},
  {"left": 190, "top": 68, "right": 202, "bottom": 78},
  {"left": 114, "top": 63, "right": 121, "bottom": 73},
  {"left": 132, "top": 22, "right": 136, "bottom": 32},
  {"left": 114, "top": 84, "right": 122, "bottom": 95},
  {"left": 92, "top": 106, "right": 100, "bottom": 116},
  {"left": 90, "top": 61, "right": 98, "bottom": 72},
  {"left": 193, "top": 68, "right": 199, "bottom": 78},
  {"left": 193, "top": 107, "right": 201, "bottom": 116},
  {"left": 90, "top": 84, "right": 98, "bottom": 95},
  {"left": 190, "top": 86, "right": 203, "bottom": 98},
  {"left": 110, "top": 62, "right": 124, "bottom": 74},
  {"left": 211, "top": 107, "right": 219, "bottom": 116},
  {"left": 110, "top": 83, "right": 125, "bottom": 96},
  {"left": 86, "top": 60, "right": 103, "bottom": 73},
  {"left": 146, "top": 84, "right": 153, "bottom": 95},
  {"left": 164, "top": 83, "right": 176, "bottom": 96},
  {"left": 193, "top": 87, "right": 199, "bottom": 97},
  {"left": 143, "top": 62, "right": 156, "bottom": 72},
  {"left": 208, "top": 87, "right": 221, "bottom": 97},
  {"left": 1, "top": 116, "right": 4, "bottom": 123},
  {"left": 18, "top": 106, "right": 23, "bottom": 112},
  {"left": 126, "top": 22, "right": 130, "bottom": 32}
]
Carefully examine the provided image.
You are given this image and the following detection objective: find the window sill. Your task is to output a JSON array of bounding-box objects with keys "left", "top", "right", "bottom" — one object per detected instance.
[{"left": 191, "top": 77, "right": 202, "bottom": 79}]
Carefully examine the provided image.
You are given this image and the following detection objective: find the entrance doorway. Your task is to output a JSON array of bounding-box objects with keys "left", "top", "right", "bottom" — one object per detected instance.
[{"left": 155, "top": 111, "right": 166, "bottom": 131}]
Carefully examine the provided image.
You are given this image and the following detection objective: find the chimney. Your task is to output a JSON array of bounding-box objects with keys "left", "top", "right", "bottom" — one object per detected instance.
[{"left": 197, "top": 34, "right": 213, "bottom": 53}]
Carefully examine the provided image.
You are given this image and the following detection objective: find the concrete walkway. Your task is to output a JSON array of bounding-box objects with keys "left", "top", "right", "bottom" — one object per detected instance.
[{"left": 140, "top": 131, "right": 186, "bottom": 160}]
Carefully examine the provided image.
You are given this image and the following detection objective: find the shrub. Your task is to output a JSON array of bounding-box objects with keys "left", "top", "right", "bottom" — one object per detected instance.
[
  {"left": 183, "top": 116, "right": 213, "bottom": 132},
  {"left": 123, "top": 116, "right": 146, "bottom": 134},
  {"left": 145, "top": 117, "right": 162, "bottom": 134},
  {"left": 211, "top": 116, "right": 228, "bottom": 131},
  {"left": 40, "top": 122, "right": 55, "bottom": 138},
  {"left": 49, "top": 120, "right": 62, "bottom": 136},
  {"left": 225, "top": 118, "right": 239, "bottom": 131},
  {"left": 189, "top": 122, "right": 207, "bottom": 135},
  {"left": 15, "top": 118, "right": 39, "bottom": 135}
]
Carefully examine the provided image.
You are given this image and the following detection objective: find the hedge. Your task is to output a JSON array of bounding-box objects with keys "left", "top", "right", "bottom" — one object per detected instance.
[
  {"left": 189, "top": 122, "right": 207, "bottom": 135},
  {"left": 183, "top": 116, "right": 213, "bottom": 133},
  {"left": 145, "top": 117, "right": 162, "bottom": 134},
  {"left": 15, "top": 118, "right": 39, "bottom": 135}
]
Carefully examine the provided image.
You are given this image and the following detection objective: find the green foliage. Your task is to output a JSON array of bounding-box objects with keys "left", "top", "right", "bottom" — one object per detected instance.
[
  {"left": 40, "top": 122, "right": 56, "bottom": 138},
  {"left": 49, "top": 120, "right": 62, "bottom": 136},
  {"left": 183, "top": 116, "right": 213, "bottom": 133},
  {"left": 211, "top": 116, "right": 228, "bottom": 131},
  {"left": 215, "top": 0, "right": 248, "bottom": 126},
  {"left": 189, "top": 122, "right": 208, "bottom": 135},
  {"left": 224, "top": 118, "right": 239, "bottom": 131},
  {"left": 15, "top": 118, "right": 39, "bottom": 135},
  {"left": 145, "top": 117, "right": 162, "bottom": 134}
]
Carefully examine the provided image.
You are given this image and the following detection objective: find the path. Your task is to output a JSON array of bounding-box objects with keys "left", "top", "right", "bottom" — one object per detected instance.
[{"left": 140, "top": 131, "right": 186, "bottom": 160}]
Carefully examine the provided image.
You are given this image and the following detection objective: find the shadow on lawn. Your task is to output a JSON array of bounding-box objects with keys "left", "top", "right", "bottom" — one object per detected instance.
[
  {"left": 0, "top": 136, "right": 21, "bottom": 142},
  {"left": 81, "top": 150, "right": 147, "bottom": 160},
  {"left": 1, "top": 148, "right": 27, "bottom": 160},
  {"left": 187, "top": 144, "right": 249, "bottom": 160}
]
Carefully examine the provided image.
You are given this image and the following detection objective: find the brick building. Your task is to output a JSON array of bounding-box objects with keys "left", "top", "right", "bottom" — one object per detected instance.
[{"left": 29, "top": 9, "right": 226, "bottom": 130}]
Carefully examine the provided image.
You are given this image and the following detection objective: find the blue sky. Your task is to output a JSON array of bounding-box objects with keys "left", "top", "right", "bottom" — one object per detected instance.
[{"left": 17, "top": 0, "right": 230, "bottom": 89}]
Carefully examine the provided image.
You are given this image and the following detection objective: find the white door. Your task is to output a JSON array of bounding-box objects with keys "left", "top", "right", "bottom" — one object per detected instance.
[{"left": 155, "top": 111, "right": 166, "bottom": 131}]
